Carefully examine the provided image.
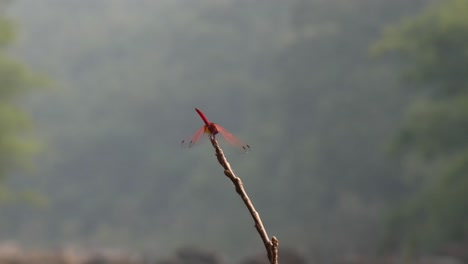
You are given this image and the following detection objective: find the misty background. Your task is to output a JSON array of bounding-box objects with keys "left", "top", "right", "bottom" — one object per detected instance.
[{"left": 0, "top": 0, "right": 466, "bottom": 263}]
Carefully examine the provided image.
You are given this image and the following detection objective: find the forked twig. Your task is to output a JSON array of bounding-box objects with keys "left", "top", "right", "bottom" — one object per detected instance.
[{"left": 209, "top": 136, "right": 279, "bottom": 264}]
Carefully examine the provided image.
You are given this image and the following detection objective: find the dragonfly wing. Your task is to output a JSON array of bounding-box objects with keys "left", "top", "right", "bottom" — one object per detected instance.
[
  {"left": 181, "top": 126, "right": 207, "bottom": 148},
  {"left": 214, "top": 124, "right": 250, "bottom": 152}
]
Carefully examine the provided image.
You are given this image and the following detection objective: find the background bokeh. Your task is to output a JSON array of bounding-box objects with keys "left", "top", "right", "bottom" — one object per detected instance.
[{"left": 0, "top": 0, "right": 466, "bottom": 263}]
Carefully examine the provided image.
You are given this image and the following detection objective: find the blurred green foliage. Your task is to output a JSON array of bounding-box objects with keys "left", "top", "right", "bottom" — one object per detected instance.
[
  {"left": 374, "top": 0, "right": 468, "bottom": 254},
  {"left": 0, "top": 9, "right": 43, "bottom": 185}
]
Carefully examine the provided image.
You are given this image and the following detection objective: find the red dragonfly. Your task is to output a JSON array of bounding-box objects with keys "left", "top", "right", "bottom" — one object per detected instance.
[{"left": 181, "top": 108, "right": 250, "bottom": 152}]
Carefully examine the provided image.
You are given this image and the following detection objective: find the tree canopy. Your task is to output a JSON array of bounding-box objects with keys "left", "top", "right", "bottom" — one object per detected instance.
[
  {"left": 373, "top": 0, "right": 468, "bottom": 254},
  {"left": 0, "top": 11, "right": 43, "bottom": 190}
]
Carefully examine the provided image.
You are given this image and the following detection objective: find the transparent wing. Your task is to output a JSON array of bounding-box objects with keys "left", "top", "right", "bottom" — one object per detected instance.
[
  {"left": 181, "top": 126, "right": 207, "bottom": 148},
  {"left": 214, "top": 124, "right": 250, "bottom": 153}
]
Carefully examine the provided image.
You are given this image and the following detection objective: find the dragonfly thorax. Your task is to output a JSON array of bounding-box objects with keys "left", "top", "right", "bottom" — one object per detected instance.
[{"left": 206, "top": 123, "right": 219, "bottom": 135}]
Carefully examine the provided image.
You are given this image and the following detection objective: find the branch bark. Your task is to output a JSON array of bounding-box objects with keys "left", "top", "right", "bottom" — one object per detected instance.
[{"left": 209, "top": 137, "right": 279, "bottom": 264}]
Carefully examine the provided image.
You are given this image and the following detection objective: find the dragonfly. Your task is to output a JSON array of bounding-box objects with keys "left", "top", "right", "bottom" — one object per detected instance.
[{"left": 181, "top": 108, "right": 250, "bottom": 152}]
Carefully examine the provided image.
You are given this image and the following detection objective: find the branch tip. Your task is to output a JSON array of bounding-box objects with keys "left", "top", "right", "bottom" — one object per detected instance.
[{"left": 208, "top": 138, "right": 279, "bottom": 264}]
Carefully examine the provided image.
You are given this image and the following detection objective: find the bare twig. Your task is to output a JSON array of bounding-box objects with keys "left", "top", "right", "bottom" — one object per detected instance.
[{"left": 209, "top": 136, "right": 279, "bottom": 264}]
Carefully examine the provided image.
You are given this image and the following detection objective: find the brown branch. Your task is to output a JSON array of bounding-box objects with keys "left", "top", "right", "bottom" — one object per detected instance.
[{"left": 209, "top": 136, "right": 279, "bottom": 264}]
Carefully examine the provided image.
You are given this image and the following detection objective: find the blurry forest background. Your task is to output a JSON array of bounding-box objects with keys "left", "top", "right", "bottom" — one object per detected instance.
[{"left": 0, "top": 0, "right": 467, "bottom": 263}]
